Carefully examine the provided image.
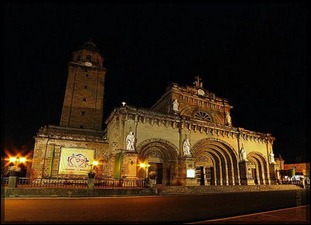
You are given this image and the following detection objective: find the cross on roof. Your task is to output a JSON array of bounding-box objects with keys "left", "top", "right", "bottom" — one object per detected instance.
[{"left": 193, "top": 75, "right": 203, "bottom": 88}]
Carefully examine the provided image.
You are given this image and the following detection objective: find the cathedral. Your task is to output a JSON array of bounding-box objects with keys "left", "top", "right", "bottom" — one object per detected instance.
[{"left": 31, "top": 40, "right": 277, "bottom": 186}]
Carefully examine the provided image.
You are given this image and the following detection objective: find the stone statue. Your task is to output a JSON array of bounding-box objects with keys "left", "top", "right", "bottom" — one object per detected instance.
[
  {"left": 172, "top": 99, "right": 179, "bottom": 112},
  {"left": 183, "top": 139, "right": 191, "bottom": 157},
  {"left": 239, "top": 145, "right": 247, "bottom": 162},
  {"left": 269, "top": 151, "right": 275, "bottom": 164},
  {"left": 126, "top": 131, "right": 135, "bottom": 151},
  {"left": 226, "top": 112, "right": 232, "bottom": 126}
]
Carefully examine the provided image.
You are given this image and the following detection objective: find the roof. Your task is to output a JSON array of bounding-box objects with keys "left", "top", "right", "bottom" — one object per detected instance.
[{"left": 77, "top": 39, "right": 102, "bottom": 54}]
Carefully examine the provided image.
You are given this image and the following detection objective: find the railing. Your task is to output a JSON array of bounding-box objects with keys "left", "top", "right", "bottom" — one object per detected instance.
[{"left": 2, "top": 177, "right": 148, "bottom": 188}]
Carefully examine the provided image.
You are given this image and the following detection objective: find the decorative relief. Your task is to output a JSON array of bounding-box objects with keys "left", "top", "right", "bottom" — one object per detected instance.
[{"left": 149, "top": 149, "right": 163, "bottom": 158}]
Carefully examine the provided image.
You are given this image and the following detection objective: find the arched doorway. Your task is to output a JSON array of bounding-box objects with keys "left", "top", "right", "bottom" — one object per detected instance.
[
  {"left": 247, "top": 152, "right": 269, "bottom": 185},
  {"left": 192, "top": 138, "right": 239, "bottom": 186},
  {"left": 137, "top": 139, "right": 178, "bottom": 185}
]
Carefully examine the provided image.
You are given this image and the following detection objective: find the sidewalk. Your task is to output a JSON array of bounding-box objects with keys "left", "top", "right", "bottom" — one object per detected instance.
[{"left": 189, "top": 205, "right": 309, "bottom": 224}]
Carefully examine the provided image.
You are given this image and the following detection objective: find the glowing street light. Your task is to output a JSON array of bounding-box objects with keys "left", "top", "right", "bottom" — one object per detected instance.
[
  {"left": 88, "top": 160, "right": 98, "bottom": 172},
  {"left": 9, "top": 156, "right": 27, "bottom": 164},
  {"left": 7, "top": 156, "right": 27, "bottom": 180},
  {"left": 9, "top": 157, "right": 17, "bottom": 163},
  {"left": 19, "top": 157, "right": 27, "bottom": 163},
  {"left": 92, "top": 160, "right": 99, "bottom": 167},
  {"left": 8, "top": 156, "right": 27, "bottom": 188}
]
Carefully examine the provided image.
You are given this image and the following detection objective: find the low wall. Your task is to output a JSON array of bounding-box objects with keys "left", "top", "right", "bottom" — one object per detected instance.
[
  {"left": 3, "top": 185, "right": 305, "bottom": 198},
  {"left": 158, "top": 184, "right": 304, "bottom": 195},
  {"left": 3, "top": 187, "right": 156, "bottom": 198}
]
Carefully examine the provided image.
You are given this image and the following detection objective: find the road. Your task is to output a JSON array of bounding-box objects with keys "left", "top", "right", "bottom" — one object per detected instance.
[{"left": 2, "top": 190, "right": 309, "bottom": 224}]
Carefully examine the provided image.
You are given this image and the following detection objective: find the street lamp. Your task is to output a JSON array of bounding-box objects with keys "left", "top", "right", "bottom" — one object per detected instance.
[
  {"left": 92, "top": 160, "right": 99, "bottom": 168},
  {"left": 8, "top": 156, "right": 27, "bottom": 176},
  {"left": 6, "top": 156, "right": 27, "bottom": 188}
]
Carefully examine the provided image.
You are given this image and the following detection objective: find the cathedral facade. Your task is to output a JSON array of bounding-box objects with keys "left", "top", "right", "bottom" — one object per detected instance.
[{"left": 31, "top": 41, "right": 277, "bottom": 186}]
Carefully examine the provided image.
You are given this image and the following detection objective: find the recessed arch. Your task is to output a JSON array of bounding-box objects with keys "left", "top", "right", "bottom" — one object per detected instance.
[
  {"left": 136, "top": 138, "right": 179, "bottom": 186},
  {"left": 192, "top": 138, "right": 240, "bottom": 185},
  {"left": 247, "top": 151, "right": 269, "bottom": 185},
  {"left": 137, "top": 138, "right": 178, "bottom": 161}
]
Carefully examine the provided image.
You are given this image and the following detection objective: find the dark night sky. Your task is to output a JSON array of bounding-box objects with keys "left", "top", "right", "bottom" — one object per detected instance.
[{"left": 2, "top": 1, "right": 310, "bottom": 163}]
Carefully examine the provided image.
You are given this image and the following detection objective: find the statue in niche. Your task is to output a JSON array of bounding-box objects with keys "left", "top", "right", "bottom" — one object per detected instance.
[
  {"left": 183, "top": 139, "right": 191, "bottom": 157},
  {"left": 126, "top": 131, "right": 135, "bottom": 151},
  {"left": 172, "top": 99, "right": 179, "bottom": 113},
  {"left": 239, "top": 144, "right": 248, "bottom": 162}
]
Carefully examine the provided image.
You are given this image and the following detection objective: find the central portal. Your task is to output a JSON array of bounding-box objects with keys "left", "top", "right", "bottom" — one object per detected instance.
[{"left": 149, "top": 163, "right": 163, "bottom": 185}]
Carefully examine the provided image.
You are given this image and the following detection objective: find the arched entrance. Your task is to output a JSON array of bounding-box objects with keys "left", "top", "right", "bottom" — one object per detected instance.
[
  {"left": 192, "top": 138, "right": 239, "bottom": 186},
  {"left": 247, "top": 152, "right": 269, "bottom": 184},
  {"left": 195, "top": 153, "right": 215, "bottom": 185},
  {"left": 137, "top": 139, "right": 178, "bottom": 185}
]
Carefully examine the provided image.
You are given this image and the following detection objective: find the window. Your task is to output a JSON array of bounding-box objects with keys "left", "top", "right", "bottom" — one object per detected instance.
[
  {"left": 193, "top": 111, "right": 213, "bottom": 122},
  {"left": 85, "top": 74, "right": 89, "bottom": 77},
  {"left": 86, "top": 55, "right": 92, "bottom": 61},
  {"left": 82, "top": 98, "right": 87, "bottom": 102},
  {"left": 84, "top": 85, "right": 88, "bottom": 89},
  {"left": 81, "top": 111, "right": 85, "bottom": 116},
  {"left": 77, "top": 55, "right": 81, "bottom": 61}
]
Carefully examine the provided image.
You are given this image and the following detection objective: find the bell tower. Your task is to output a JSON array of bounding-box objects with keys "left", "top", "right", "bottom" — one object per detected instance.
[{"left": 60, "top": 40, "right": 106, "bottom": 130}]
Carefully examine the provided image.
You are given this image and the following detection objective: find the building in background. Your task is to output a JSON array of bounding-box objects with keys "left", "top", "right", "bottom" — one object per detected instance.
[
  {"left": 274, "top": 154, "right": 309, "bottom": 184},
  {"left": 283, "top": 162, "right": 310, "bottom": 184},
  {"left": 31, "top": 41, "right": 278, "bottom": 186}
]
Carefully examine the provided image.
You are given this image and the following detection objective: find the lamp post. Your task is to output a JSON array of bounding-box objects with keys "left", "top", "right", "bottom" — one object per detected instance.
[{"left": 7, "top": 156, "right": 27, "bottom": 188}]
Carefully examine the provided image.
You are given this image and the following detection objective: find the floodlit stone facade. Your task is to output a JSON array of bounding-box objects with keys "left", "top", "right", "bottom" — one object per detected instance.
[{"left": 31, "top": 41, "right": 277, "bottom": 186}]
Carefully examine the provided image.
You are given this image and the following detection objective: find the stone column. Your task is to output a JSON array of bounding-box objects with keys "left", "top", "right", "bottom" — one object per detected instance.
[
  {"left": 269, "top": 163, "right": 277, "bottom": 184},
  {"left": 239, "top": 161, "right": 255, "bottom": 185},
  {"left": 122, "top": 152, "right": 138, "bottom": 179},
  {"left": 178, "top": 157, "right": 197, "bottom": 186}
]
